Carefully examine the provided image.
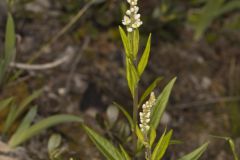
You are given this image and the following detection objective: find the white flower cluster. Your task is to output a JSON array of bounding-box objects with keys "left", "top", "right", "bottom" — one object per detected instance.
[
  {"left": 122, "top": 0, "right": 143, "bottom": 32},
  {"left": 139, "top": 92, "right": 156, "bottom": 133}
]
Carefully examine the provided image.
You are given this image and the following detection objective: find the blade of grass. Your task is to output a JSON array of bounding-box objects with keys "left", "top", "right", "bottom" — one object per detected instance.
[
  {"left": 3, "top": 90, "right": 42, "bottom": 133},
  {"left": 12, "top": 106, "right": 37, "bottom": 138},
  {"left": 8, "top": 114, "right": 82, "bottom": 148},
  {"left": 0, "top": 97, "right": 13, "bottom": 111},
  {"left": 83, "top": 125, "right": 124, "bottom": 160}
]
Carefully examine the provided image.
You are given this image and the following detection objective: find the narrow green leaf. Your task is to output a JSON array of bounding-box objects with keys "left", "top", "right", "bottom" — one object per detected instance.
[
  {"left": 228, "top": 139, "right": 239, "bottom": 160},
  {"left": 4, "top": 12, "right": 16, "bottom": 65},
  {"left": 8, "top": 114, "right": 82, "bottom": 148},
  {"left": 136, "top": 125, "right": 145, "bottom": 144},
  {"left": 16, "top": 89, "right": 42, "bottom": 117},
  {"left": 133, "top": 29, "right": 139, "bottom": 58},
  {"left": 178, "top": 142, "right": 209, "bottom": 160},
  {"left": 0, "top": 97, "right": 13, "bottom": 111},
  {"left": 83, "top": 125, "right": 124, "bottom": 160},
  {"left": 190, "top": 0, "right": 224, "bottom": 40},
  {"left": 126, "top": 58, "right": 139, "bottom": 97},
  {"left": 152, "top": 130, "right": 173, "bottom": 160},
  {"left": 150, "top": 77, "right": 176, "bottom": 130},
  {"left": 119, "top": 145, "right": 131, "bottom": 160},
  {"left": 211, "top": 136, "right": 239, "bottom": 160},
  {"left": 137, "top": 139, "right": 144, "bottom": 152},
  {"left": 119, "top": 26, "right": 131, "bottom": 58},
  {"left": 139, "top": 77, "right": 163, "bottom": 105},
  {"left": 3, "top": 89, "right": 42, "bottom": 133},
  {"left": 1, "top": 12, "right": 16, "bottom": 85},
  {"left": 150, "top": 128, "right": 156, "bottom": 147},
  {"left": 3, "top": 104, "right": 17, "bottom": 133},
  {"left": 113, "top": 102, "right": 134, "bottom": 130},
  {"left": 12, "top": 106, "right": 37, "bottom": 139},
  {"left": 218, "top": 1, "right": 240, "bottom": 16},
  {"left": 137, "top": 34, "right": 151, "bottom": 76}
]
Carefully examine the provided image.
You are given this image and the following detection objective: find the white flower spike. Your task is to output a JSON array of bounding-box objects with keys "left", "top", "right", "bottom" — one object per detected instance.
[
  {"left": 139, "top": 92, "right": 156, "bottom": 134},
  {"left": 122, "top": 0, "right": 143, "bottom": 32}
]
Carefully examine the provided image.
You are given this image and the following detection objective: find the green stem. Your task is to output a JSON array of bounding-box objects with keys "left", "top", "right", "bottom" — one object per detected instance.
[
  {"left": 146, "top": 143, "right": 151, "bottom": 160},
  {"left": 128, "top": 31, "right": 139, "bottom": 156},
  {"left": 132, "top": 86, "right": 138, "bottom": 154},
  {"left": 144, "top": 134, "right": 151, "bottom": 160}
]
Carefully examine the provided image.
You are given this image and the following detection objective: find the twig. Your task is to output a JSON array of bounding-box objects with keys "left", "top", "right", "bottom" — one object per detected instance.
[
  {"left": 173, "top": 96, "right": 240, "bottom": 109},
  {"left": 28, "top": 0, "right": 95, "bottom": 63},
  {"left": 10, "top": 52, "right": 74, "bottom": 70}
]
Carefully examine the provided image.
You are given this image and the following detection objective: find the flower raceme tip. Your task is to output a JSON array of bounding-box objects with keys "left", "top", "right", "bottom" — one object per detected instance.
[{"left": 122, "top": 0, "right": 143, "bottom": 32}]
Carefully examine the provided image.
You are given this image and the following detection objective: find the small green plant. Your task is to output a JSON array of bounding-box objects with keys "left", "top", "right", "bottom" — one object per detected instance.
[
  {"left": 189, "top": 0, "right": 240, "bottom": 40},
  {"left": 2, "top": 90, "right": 42, "bottom": 135},
  {"left": 0, "top": 91, "right": 82, "bottom": 148},
  {"left": 0, "top": 1, "right": 83, "bottom": 149},
  {"left": 82, "top": 0, "right": 209, "bottom": 159}
]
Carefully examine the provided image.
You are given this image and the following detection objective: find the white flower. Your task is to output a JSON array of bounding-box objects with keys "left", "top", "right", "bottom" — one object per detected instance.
[
  {"left": 127, "top": 27, "right": 133, "bottom": 32},
  {"left": 130, "top": 7, "right": 135, "bottom": 12},
  {"left": 134, "top": 14, "right": 140, "bottom": 19},
  {"left": 126, "top": 10, "right": 131, "bottom": 15},
  {"left": 122, "top": 16, "right": 131, "bottom": 25},
  {"left": 122, "top": 0, "right": 142, "bottom": 32},
  {"left": 139, "top": 92, "right": 156, "bottom": 134},
  {"left": 134, "top": 6, "right": 139, "bottom": 13}
]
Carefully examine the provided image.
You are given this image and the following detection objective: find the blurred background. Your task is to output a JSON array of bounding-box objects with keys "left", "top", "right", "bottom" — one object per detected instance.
[{"left": 0, "top": 0, "right": 240, "bottom": 159}]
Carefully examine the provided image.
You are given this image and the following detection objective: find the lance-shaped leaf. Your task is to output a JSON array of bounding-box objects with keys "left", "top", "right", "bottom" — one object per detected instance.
[
  {"left": 138, "top": 34, "right": 151, "bottom": 76},
  {"left": 119, "top": 26, "right": 131, "bottom": 58},
  {"left": 150, "top": 77, "right": 176, "bottom": 130},
  {"left": 136, "top": 125, "right": 145, "bottom": 144},
  {"left": 178, "top": 142, "right": 209, "bottom": 160},
  {"left": 152, "top": 129, "right": 173, "bottom": 160},
  {"left": 0, "top": 97, "right": 13, "bottom": 111},
  {"left": 1, "top": 12, "right": 16, "bottom": 85},
  {"left": 83, "top": 125, "right": 124, "bottom": 160},
  {"left": 8, "top": 114, "right": 83, "bottom": 148},
  {"left": 119, "top": 145, "right": 131, "bottom": 160},
  {"left": 191, "top": 0, "right": 240, "bottom": 40},
  {"left": 139, "top": 77, "right": 163, "bottom": 105},
  {"left": 136, "top": 125, "right": 145, "bottom": 151},
  {"left": 113, "top": 102, "right": 134, "bottom": 130},
  {"left": 126, "top": 58, "right": 139, "bottom": 97},
  {"left": 133, "top": 29, "right": 139, "bottom": 58},
  {"left": 219, "top": 1, "right": 240, "bottom": 15},
  {"left": 4, "top": 12, "right": 16, "bottom": 65},
  {"left": 12, "top": 106, "right": 37, "bottom": 139},
  {"left": 149, "top": 128, "right": 156, "bottom": 147},
  {"left": 3, "top": 89, "right": 42, "bottom": 133}
]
